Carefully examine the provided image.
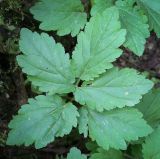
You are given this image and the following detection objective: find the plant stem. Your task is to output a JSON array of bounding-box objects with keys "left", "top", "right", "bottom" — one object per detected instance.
[{"left": 76, "top": 78, "right": 81, "bottom": 86}]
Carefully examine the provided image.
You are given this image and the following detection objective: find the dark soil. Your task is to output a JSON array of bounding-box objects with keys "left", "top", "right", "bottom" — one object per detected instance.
[
  {"left": 0, "top": 0, "right": 160, "bottom": 159},
  {"left": 117, "top": 32, "right": 160, "bottom": 78}
]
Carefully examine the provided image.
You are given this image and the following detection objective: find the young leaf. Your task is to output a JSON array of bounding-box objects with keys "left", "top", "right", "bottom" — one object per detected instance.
[
  {"left": 116, "top": 0, "right": 150, "bottom": 56},
  {"left": 17, "top": 28, "right": 75, "bottom": 94},
  {"left": 72, "top": 7, "right": 126, "bottom": 81},
  {"left": 67, "top": 147, "right": 87, "bottom": 159},
  {"left": 137, "top": 0, "right": 160, "bottom": 37},
  {"left": 143, "top": 126, "right": 160, "bottom": 159},
  {"left": 30, "top": 0, "right": 87, "bottom": 37},
  {"left": 78, "top": 107, "right": 152, "bottom": 150},
  {"left": 91, "top": 0, "right": 114, "bottom": 16},
  {"left": 89, "top": 148, "right": 123, "bottom": 159},
  {"left": 7, "top": 95, "right": 79, "bottom": 149},
  {"left": 136, "top": 89, "right": 160, "bottom": 128},
  {"left": 75, "top": 68, "right": 153, "bottom": 112}
]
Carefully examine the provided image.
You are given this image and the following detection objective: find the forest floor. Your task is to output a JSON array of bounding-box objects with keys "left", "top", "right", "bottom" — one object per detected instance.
[{"left": 0, "top": 0, "right": 160, "bottom": 159}]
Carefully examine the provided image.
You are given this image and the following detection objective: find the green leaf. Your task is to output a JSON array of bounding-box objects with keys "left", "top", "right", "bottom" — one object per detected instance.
[
  {"left": 143, "top": 126, "right": 160, "bottom": 159},
  {"left": 89, "top": 148, "right": 123, "bottom": 159},
  {"left": 67, "top": 147, "right": 87, "bottom": 159},
  {"left": 30, "top": 0, "right": 87, "bottom": 37},
  {"left": 72, "top": 7, "right": 126, "bottom": 81},
  {"left": 75, "top": 68, "right": 153, "bottom": 112},
  {"left": 7, "top": 95, "right": 79, "bottom": 149},
  {"left": 116, "top": 0, "right": 150, "bottom": 56},
  {"left": 17, "top": 28, "right": 75, "bottom": 94},
  {"left": 136, "top": 89, "right": 160, "bottom": 128},
  {"left": 91, "top": 0, "right": 114, "bottom": 16},
  {"left": 78, "top": 107, "right": 89, "bottom": 137},
  {"left": 79, "top": 107, "right": 152, "bottom": 150},
  {"left": 137, "top": 0, "right": 160, "bottom": 37},
  {"left": 91, "top": 0, "right": 149, "bottom": 55}
]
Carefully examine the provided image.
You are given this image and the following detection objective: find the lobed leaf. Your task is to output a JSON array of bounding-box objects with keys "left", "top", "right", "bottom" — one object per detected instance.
[
  {"left": 116, "top": 0, "right": 150, "bottom": 56},
  {"left": 72, "top": 7, "right": 126, "bottom": 81},
  {"left": 91, "top": 0, "right": 150, "bottom": 56},
  {"left": 30, "top": 0, "right": 87, "bottom": 36},
  {"left": 78, "top": 107, "right": 152, "bottom": 150},
  {"left": 18, "top": 28, "right": 75, "bottom": 94},
  {"left": 7, "top": 95, "right": 79, "bottom": 149},
  {"left": 75, "top": 68, "right": 153, "bottom": 112}
]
